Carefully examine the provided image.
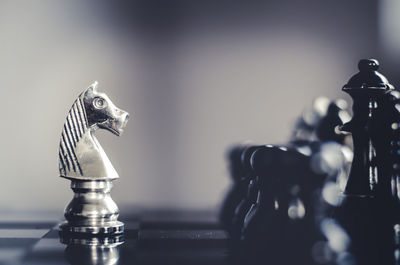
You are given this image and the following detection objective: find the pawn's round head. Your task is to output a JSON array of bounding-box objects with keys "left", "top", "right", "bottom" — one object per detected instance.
[{"left": 82, "top": 82, "right": 129, "bottom": 136}]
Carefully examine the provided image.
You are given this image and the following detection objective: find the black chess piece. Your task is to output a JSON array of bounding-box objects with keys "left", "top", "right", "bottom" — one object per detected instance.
[
  {"left": 240, "top": 145, "right": 289, "bottom": 263},
  {"left": 387, "top": 90, "right": 400, "bottom": 210},
  {"left": 228, "top": 96, "right": 352, "bottom": 264},
  {"left": 230, "top": 145, "right": 263, "bottom": 239},
  {"left": 316, "top": 100, "right": 350, "bottom": 144},
  {"left": 220, "top": 145, "right": 251, "bottom": 230},
  {"left": 333, "top": 59, "right": 396, "bottom": 265},
  {"left": 291, "top": 97, "right": 332, "bottom": 142},
  {"left": 341, "top": 59, "right": 394, "bottom": 196},
  {"left": 385, "top": 89, "right": 400, "bottom": 264},
  {"left": 291, "top": 97, "right": 350, "bottom": 145},
  {"left": 242, "top": 144, "right": 329, "bottom": 264}
]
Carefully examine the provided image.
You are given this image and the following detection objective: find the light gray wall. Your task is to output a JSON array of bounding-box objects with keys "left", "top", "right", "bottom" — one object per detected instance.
[
  {"left": 378, "top": 0, "right": 400, "bottom": 85},
  {"left": 0, "top": 0, "right": 378, "bottom": 210}
]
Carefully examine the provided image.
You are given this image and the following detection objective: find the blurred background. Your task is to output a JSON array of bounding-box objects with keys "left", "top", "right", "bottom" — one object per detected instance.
[{"left": 0, "top": 0, "right": 397, "bottom": 211}]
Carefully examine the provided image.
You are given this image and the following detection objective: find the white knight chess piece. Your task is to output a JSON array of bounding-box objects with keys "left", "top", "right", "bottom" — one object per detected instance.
[{"left": 59, "top": 81, "right": 129, "bottom": 235}]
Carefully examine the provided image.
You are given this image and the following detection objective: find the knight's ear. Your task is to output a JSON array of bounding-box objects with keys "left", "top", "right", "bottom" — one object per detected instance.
[{"left": 86, "top": 81, "right": 98, "bottom": 94}]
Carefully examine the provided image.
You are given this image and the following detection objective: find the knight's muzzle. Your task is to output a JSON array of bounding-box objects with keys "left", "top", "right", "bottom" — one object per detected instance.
[{"left": 115, "top": 110, "right": 129, "bottom": 135}]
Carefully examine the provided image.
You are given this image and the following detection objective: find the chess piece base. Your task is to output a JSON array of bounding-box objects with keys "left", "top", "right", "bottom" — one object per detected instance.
[
  {"left": 59, "top": 229, "right": 123, "bottom": 265},
  {"left": 62, "top": 179, "right": 124, "bottom": 235},
  {"left": 59, "top": 220, "right": 124, "bottom": 235}
]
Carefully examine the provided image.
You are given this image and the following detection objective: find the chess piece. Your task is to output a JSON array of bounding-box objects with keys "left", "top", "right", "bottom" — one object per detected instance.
[
  {"left": 291, "top": 97, "right": 353, "bottom": 189},
  {"left": 387, "top": 90, "right": 400, "bottom": 205},
  {"left": 220, "top": 145, "right": 249, "bottom": 230},
  {"left": 230, "top": 145, "right": 263, "bottom": 239},
  {"left": 236, "top": 97, "right": 352, "bottom": 264},
  {"left": 341, "top": 59, "right": 394, "bottom": 196},
  {"left": 239, "top": 145, "right": 285, "bottom": 262},
  {"left": 59, "top": 81, "right": 129, "bottom": 235},
  {"left": 385, "top": 90, "right": 400, "bottom": 264},
  {"left": 333, "top": 59, "right": 396, "bottom": 265},
  {"left": 243, "top": 145, "right": 320, "bottom": 264},
  {"left": 291, "top": 97, "right": 351, "bottom": 145},
  {"left": 291, "top": 96, "right": 332, "bottom": 142}
]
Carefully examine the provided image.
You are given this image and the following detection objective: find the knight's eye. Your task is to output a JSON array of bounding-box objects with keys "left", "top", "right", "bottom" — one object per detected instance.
[{"left": 93, "top": 97, "right": 107, "bottom": 109}]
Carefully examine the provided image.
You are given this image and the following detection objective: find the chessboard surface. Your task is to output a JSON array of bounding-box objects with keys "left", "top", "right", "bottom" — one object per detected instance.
[{"left": 0, "top": 207, "right": 229, "bottom": 265}]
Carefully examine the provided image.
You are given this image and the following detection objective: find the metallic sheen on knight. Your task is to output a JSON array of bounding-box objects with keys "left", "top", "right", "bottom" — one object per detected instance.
[{"left": 59, "top": 81, "right": 129, "bottom": 235}]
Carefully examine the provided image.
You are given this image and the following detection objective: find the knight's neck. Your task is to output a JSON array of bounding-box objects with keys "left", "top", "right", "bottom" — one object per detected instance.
[{"left": 74, "top": 129, "right": 119, "bottom": 180}]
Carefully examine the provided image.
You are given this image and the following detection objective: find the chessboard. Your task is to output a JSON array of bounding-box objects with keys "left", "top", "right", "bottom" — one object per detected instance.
[{"left": 0, "top": 207, "right": 229, "bottom": 265}]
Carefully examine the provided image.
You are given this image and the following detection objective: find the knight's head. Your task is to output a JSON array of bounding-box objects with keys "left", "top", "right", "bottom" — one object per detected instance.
[{"left": 82, "top": 82, "right": 129, "bottom": 136}]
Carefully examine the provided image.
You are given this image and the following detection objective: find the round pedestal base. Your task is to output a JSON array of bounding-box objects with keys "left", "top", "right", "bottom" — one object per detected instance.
[
  {"left": 59, "top": 221, "right": 124, "bottom": 235},
  {"left": 59, "top": 231, "right": 124, "bottom": 247}
]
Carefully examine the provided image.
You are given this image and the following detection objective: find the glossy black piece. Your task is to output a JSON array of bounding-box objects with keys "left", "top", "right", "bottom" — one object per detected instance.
[
  {"left": 316, "top": 101, "right": 349, "bottom": 144},
  {"left": 230, "top": 145, "right": 263, "bottom": 239},
  {"left": 243, "top": 145, "right": 322, "bottom": 264},
  {"left": 341, "top": 59, "right": 394, "bottom": 196},
  {"left": 220, "top": 145, "right": 249, "bottom": 230},
  {"left": 224, "top": 97, "right": 352, "bottom": 264},
  {"left": 386, "top": 90, "right": 400, "bottom": 265},
  {"left": 222, "top": 59, "right": 400, "bottom": 265},
  {"left": 344, "top": 59, "right": 393, "bottom": 90},
  {"left": 291, "top": 97, "right": 350, "bottom": 145},
  {"left": 387, "top": 90, "right": 400, "bottom": 205},
  {"left": 334, "top": 59, "right": 400, "bottom": 265}
]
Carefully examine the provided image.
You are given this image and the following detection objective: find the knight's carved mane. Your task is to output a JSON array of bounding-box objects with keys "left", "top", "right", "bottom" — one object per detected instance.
[{"left": 59, "top": 93, "right": 88, "bottom": 176}]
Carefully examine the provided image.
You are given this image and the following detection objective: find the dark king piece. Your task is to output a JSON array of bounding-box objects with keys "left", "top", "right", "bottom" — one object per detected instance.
[{"left": 58, "top": 81, "right": 129, "bottom": 235}]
